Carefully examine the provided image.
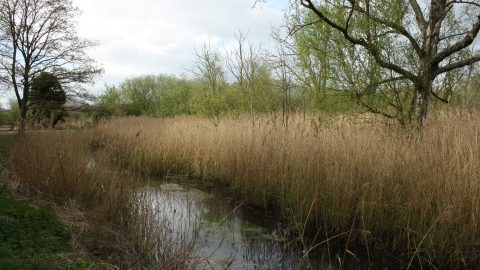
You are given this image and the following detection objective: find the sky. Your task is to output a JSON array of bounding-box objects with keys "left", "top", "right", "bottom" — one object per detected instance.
[
  {"left": 0, "top": 0, "right": 289, "bottom": 109},
  {"left": 76, "top": 0, "right": 288, "bottom": 90}
]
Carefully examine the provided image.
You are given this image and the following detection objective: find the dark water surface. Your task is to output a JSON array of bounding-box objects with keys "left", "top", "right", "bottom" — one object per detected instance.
[{"left": 143, "top": 178, "right": 416, "bottom": 270}]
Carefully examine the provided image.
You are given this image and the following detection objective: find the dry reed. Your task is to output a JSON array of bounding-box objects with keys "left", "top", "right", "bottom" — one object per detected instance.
[
  {"left": 8, "top": 131, "right": 214, "bottom": 269},
  {"left": 92, "top": 110, "right": 480, "bottom": 267}
]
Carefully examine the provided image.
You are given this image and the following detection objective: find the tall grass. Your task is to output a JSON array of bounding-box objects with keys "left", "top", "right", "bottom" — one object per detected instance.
[
  {"left": 93, "top": 110, "right": 480, "bottom": 267},
  {"left": 8, "top": 131, "right": 214, "bottom": 269}
]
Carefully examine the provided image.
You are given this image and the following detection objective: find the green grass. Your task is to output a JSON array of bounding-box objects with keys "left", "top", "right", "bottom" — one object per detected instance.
[
  {"left": 0, "top": 185, "right": 92, "bottom": 270},
  {"left": 0, "top": 134, "right": 93, "bottom": 270}
]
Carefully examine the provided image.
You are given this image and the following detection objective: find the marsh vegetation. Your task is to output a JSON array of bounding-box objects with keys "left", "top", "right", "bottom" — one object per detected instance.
[
  {"left": 90, "top": 111, "right": 480, "bottom": 268},
  {"left": 1, "top": 107, "right": 480, "bottom": 269},
  {"left": 1, "top": 0, "right": 480, "bottom": 268}
]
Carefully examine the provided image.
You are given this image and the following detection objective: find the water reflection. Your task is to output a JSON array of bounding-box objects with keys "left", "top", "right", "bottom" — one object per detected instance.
[{"left": 141, "top": 179, "right": 410, "bottom": 270}]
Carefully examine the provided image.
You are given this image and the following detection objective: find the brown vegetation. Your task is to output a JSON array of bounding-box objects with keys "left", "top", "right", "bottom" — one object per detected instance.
[
  {"left": 7, "top": 131, "right": 213, "bottom": 269},
  {"left": 92, "top": 110, "right": 480, "bottom": 267}
]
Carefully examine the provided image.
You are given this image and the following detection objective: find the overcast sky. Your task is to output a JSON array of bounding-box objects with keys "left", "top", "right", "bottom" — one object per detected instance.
[
  {"left": 76, "top": 0, "right": 288, "bottom": 90},
  {"left": 0, "top": 0, "right": 289, "bottom": 109}
]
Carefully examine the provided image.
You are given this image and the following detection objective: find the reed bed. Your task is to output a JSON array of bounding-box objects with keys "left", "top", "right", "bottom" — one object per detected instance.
[
  {"left": 7, "top": 131, "right": 213, "bottom": 269},
  {"left": 93, "top": 110, "right": 480, "bottom": 267}
]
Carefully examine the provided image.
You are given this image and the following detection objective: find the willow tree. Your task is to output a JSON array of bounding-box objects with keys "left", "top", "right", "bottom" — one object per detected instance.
[
  {"left": 0, "top": 0, "right": 102, "bottom": 131},
  {"left": 280, "top": 0, "right": 480, "bottom": 127},
  {"left": 289, "top": 7, "right": 416, "bottom": 124}
]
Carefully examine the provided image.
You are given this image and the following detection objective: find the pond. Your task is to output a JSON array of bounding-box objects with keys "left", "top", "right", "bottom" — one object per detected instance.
[{"left": 141, "top": 177, "right": 413, "bottom": 270}]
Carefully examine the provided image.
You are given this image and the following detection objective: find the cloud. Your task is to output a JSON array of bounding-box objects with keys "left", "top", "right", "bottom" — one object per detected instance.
[{"left": 74, "top": 0, "right": 288, "bottom": 94}]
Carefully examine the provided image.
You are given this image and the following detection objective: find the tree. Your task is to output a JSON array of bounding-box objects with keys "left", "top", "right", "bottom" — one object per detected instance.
[
  {"left": 225, "top": 29, "right": 274, "bottom": 114},
  {"left": 289, "top": 7, "right": 415, "bottom": 124},
  {"left": 120, "top": 75, "right": 160, "bottom": 116},
  {"left": 28, "top": 71, "right": 66, "bottom": 128},
  {"left": 152, "top": 74, "right": 194, "bottom": 117},
  {"left": 452, "top": 63, "right": 480, "bottom": 109},
  {"left": 189, "top": 42, "right": 228, "bottom": 129},
  {"left": 0, "top": 0, "right": 102, "bottom": 131},
  {"left": 267, "top": 28, "right": 298, "bottom": 127},
  {"left": 290, "top": 11, "right": 334, "bottom": 113},
  {"left": 281, "top": 0, "right": 480, "bottom": 128}
]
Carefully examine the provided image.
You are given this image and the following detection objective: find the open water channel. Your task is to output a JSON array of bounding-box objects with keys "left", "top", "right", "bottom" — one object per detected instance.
[{"left": 140, "top": 177, "right": 415, "bottom": 270}]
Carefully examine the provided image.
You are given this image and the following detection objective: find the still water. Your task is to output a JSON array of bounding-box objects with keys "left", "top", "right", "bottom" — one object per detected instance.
[{"left": 142, "top": 177, "right": 411, "bottom": 270}]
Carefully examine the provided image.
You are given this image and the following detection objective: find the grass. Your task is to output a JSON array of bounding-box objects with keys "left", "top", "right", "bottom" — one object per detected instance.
[
  {"left": 0, "top": 185, "right": 91, "bottom": 270},
  {"left": 0, "top": 134, "right": 93, "bottom": 270},
  {"left": 3, "top": 110, "right": 479, "bottom": 268},
  {"left": 3, "top": 130, "right": 227, "bottom": 269},
  {"left": 90, "top": 110, "right": 480, "bottom": 268}
]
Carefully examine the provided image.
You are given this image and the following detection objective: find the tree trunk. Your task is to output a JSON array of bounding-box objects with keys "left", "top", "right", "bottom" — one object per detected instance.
[
  {"left": 19, "top": 100, "right": 28, "bottom": 134},
  {"left": 415, "top": 68, "right": 434, "bottom": 130}
]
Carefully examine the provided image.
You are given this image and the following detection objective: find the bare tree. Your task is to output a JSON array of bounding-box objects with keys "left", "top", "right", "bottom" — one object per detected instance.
[
  {"left": 189, "top": 41, "right": 227, "bottom": 129},
  {"left": 225, "top": 29, "right": 272, "bottom": 113},
  {"left": 267, "top": 28, "right": 297, "bottom": 128},
  {"left": 0, "top": 0, "right": 102, "bottom": 131}
]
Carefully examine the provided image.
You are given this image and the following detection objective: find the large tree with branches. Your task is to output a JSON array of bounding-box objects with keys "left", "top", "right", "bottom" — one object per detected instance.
[
  {"left": 280, "top": 0, "right": 480, "bottom": 127},
  {"left": 0, "top": 0, "right": 102, "bottom": 130}
]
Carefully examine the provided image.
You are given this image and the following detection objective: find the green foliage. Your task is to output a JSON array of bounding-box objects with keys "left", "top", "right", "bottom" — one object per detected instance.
[
  {"left": 93, "top": 36, "right": 307, "bottom": 119},
  {"left": 29, "top": 72, "right": 68, "bottom": 128},
  {"left": 189, "top": 83, "right": 227, "bottom": 125},
  {"left": 288, "top": 0, "right": 480, "bottom": 126},
  {"left": 0, "top": 111, "right": 11, "bottom": 123},
  {"left": 290, "top": 7, "right": 403, "bottom": 117},
  {"left": 151, "top": 74, "right": 194, "bottom": 117},
  {"left": 6, "top": 99, "right": 20, "bottom": 123},
  {"left": 224, "top": 30, "right": 281, "bottom": 114},
  {"left": 120, "top": 75, "right": 159, "bottom": 115},
  {"left": 188, "top": 42, "right": 231, "bottom": 125},
  {"left": 94, "top": 84, "right": 124, "bottom": 120},
  {"left": 447, "top": 65, "right": 480, "bottom": 110},
  {"left": 94, "top": 74, "right": 196, "bottom": 119}
]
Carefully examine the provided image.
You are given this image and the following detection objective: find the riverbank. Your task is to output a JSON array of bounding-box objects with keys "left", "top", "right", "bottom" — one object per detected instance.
[
  {"left": 1, "top": 131, "right": 219, "bottom": 269},
  {"left": 0, "top": 134, "right": 94, "bottom": 269},
  {"left": 3, "top": 110, "right": 480, "bottom": 268},
  {"left": 92, "top": 111, "right": 480, "bottom": 268}
]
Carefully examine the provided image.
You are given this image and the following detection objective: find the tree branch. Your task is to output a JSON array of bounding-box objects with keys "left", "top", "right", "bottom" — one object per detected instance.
[
  {"left": 432, "top": 18, "right": 480, "bottom": 66},
  {"left": 434, "top": 55, "right": 480, "bottom": 75},
  {"left": 431, "top": 90, "right": 449, "bottom": 103},
  {"left": 299, "top": 0, "right": 417, "bottom": 82},
  {"left": 287, "top": 19, "right": 322, "bottom": 37},
  {"left": 446, "top": 0, "right": 480, "bottom": 8},
  {"left": 409, "top": 0, "right": 426, "bottom": 36},
  {"left": 352, "top": 5, "right": 423, "bottom": 56}
]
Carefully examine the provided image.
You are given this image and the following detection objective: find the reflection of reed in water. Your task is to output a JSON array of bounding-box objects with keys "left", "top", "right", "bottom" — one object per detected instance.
[
  {"left": 145, "top": 181, "right": 332, "bottom": 269},
  {"left": 138, "top": 181, "right": 235, "bottom": 269}
]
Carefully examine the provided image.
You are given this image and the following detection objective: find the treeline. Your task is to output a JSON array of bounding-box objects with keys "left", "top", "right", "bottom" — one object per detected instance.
[
  {"left": 94, "top": 74, "right": 304, "bottom": 120},
  {"left": 2, "top": 0, "right": 480, "bottom": 130},
  {"left": 36, "top": 1, "right": 480, "bottom": 128},
  {"left": 93, "top": 31, "right": 355, "bottom": 124},
  {"left": 94, "top": 26, "right": 480, "bottom": 127}
]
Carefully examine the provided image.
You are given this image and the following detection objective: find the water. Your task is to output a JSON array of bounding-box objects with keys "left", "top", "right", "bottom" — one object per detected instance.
[{"left": 140, "top": 177, "right": 418, "bottom": 270}]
